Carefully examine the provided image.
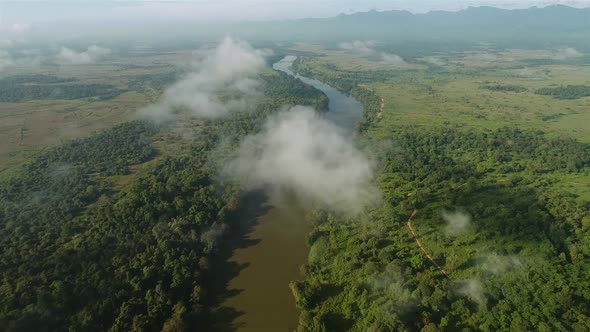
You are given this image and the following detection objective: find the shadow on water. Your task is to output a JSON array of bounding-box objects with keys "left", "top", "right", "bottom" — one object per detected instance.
[{"left": 197, "top": 190, "right": 271, "bottom": 331}]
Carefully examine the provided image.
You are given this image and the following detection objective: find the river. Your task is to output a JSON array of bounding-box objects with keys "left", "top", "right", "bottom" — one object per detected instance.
[{"left": 218, "top": 56, "right": 363, "bottom": 331}]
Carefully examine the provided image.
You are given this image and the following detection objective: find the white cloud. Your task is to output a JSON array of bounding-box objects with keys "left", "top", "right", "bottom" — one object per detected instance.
[
  {"left": 456, "top": 279, "right": 486, "bottom": 305},
  {"left": 442, "top": 210, "right": 472, "bottom": 235},
  {"left": 0, "top": 40, "right": 16, "bottom": 72},
  {"left": 479, "top": 253, "right": 523, "bottom": 274},
  {"left": 141, "top": 37, "right": 270, "bottom": 121},
  {"left": 339, "top": 40, "right": 406, "bottom": 65},
  {"left": 381, "top": 53, "right": 406, "bottom": 65},
  {"left": 553, "top": 47, "right": 583, "bottom": 60},
  {"left": 0, "top": 40, "right": 46, "bottom": 71},
  {"left": 10, "top": 23, "right": 31, "bottom": 34},
  {"left": 58, "top": 45, "right": 111, "bottom": 64},
  {"left": 339, "top": 40, "right": 376, "bottom": 53},
  {"left": 226, "top": 106, "right": 379, "bottom": 215},
  {"left": 369, "top": 263, "right": 418, "bottom": 311},
  {"left": 0, "top": 50, "right": 14, "bottom": 72}
]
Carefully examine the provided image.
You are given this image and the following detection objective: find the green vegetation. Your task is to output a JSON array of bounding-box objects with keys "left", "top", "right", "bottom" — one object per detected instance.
[
  {"left": 291, "top": 50, "right": 590, "bottom": 143},
  {"left": 0, "top": 76, "right": 123, "bottom": 102},
  {"left": 0, "top": 74, "right": 77, "bottom": 84},
  {"left": 294, "top": 124, "right": 590, "bottom": 332},
  {"left": 293, "top": 57, "right": 395, "bottom": 93},
  {"left": 535, "top": 85, "right": 590, "bottom": 100},
  {"left": 290, "top": 49, "right": 590, "bottom": 331},
  {"left": 480, "top": 83, "right": 527, "bottom": 93},
  {"left": 0, "top": 70, "right": 326, "bottom": 331},
  {"left": 261, "top": 72, "right": 329, "bottom": 111},
  {"left": 128, "top": 72, "right": 178, "bottom": 94},
  {"left": 2, "top": 36, "right": 590, "bottom": 331}
]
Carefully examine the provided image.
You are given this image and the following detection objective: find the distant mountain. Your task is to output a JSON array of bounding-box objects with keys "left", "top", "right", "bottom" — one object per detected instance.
[{"left": 234, "top": 5, "right": 590, "bottom": 51}]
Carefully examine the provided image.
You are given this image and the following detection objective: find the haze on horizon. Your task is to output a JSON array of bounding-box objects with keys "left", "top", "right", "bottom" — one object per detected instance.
[{"left": 1, "top": 0, "right": 589, "bottom": 26}]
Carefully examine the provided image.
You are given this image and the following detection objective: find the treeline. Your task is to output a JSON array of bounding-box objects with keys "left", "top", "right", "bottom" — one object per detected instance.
[
  {"left": 480, "top": 83, "right": 527, "bottom": 93},
  {"left": 0, "top": 126, "right": 237, "bottom": 332},
  {"left": 535, "top": 85, "right": 590, "bottom": 100},
  {"left": 0, "top": 120, "right": 160, "bottom": 331},
  {"left": 0, "top": 69, "right": 327, "bottom": 331},
  {"left": 351, "top": 86, "right": 381, "bottom": 134},
  {"left": 0, "top": 81, "right": 124, "bottom": 102},
  {"left": 294, "top": 125, "right": 590, "bottom": 331},
  {"left": 39, "top": 121, "right": 158, "bottom": 176},
  {"left": 0, "top": 74, "right": 77, "bottom": 85},
  {"left": 261, "top": 72, "right": 329, "bottom": 111}
]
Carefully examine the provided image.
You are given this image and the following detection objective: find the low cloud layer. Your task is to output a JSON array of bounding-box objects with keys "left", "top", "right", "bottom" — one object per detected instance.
[
  {"left": 141, "top": 37, "right": 269, "bottom": 121},
  {"left": 339, "top": 40, "right": 406, "bottom": 65},
  {"left": 479, "top": 252, "right": 523, "bottom": 274},
  {"left": 553, "top": 47, "right": 583, "bottom": 60},
  {"left": 514, "top": 67, "right": 549, "bottom": 80},
  {"left": 369, "top": 263, "right": 418, "bottom": 313},
  {"left": 381, "top": 53, "right": 406, "bottom": 65},
  {"left": 442, "top": 210, "right": 472, "bottom": 235},
  {"left": 58, "top": 45, "right": 112, "bottom": 65},
  {"left": 423, "top": 56, "right": 448, "bottom": 66},
  {"left": 0, "top": 39, "right": 15, "bottom": 72},
  {"left": 0, "top": 50, "right": 13, "bottom": 72},
  {"left": 339, "top": 40, "right": 376, "bottom": 54},
  {"left": 0, "top": 42, "right": 111, "bottom": 70},
  {"left": 227, "top": 106, "right": 379, "bottom": 215},
  {"left": 11, "top": 23, "right": 31, "bottom": 34},
  {"left": 456, "top": 279, "right": 485, "bottom": 306}
]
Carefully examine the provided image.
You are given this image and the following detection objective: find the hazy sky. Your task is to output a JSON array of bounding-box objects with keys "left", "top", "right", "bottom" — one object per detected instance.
[{"left": 1, "top": 0, "right": 589, "bottom": 25}]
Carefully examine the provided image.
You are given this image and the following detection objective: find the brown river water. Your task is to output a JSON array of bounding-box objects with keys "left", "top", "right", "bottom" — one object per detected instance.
[{"left": 217, "top": 56, "right": 363, "bottom": 332}]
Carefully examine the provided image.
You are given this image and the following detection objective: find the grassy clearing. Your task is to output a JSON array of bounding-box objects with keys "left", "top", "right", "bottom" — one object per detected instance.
[{"left": 0, "top": 51, "right": 185, "bottom": 173}]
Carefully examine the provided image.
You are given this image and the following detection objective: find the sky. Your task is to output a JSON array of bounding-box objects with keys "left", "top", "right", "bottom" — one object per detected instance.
[{"left": 0, "top": 0, "right": 589, "bottom": 25}]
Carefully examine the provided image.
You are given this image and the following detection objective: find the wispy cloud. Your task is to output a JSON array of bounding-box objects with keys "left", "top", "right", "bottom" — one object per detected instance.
[
  {"left": 10, "top": 23, "right": 31, "bottom": 34},
  {"left": 58, "top": 45, "right": 111, "bottom": 65},
  {"left": 442, "top": 210, "right": 472, "bottom": 235},
  {"left": 0, "top": 50, "right": 13, "bottom": 72},
  {"left": 141, "top": 37, "right": 270, "bottom": 121},
  {"left": 553, "top": 47, "right": 583, "bottom": 60},
  {"left": 339, "top": 40, "right": 406, "bottom": 65},
  {"left": 380, "top": 53, "right": 406, "bottom": 65},
  {"left": 478, "top": 252, "right": 523, "bottom": 274},
  {"left": 226, "top": 106, "right": 379, "bottom": 215},
  {"left": 339, "top": 40, "right": 376, "bottom": 54},
  {"left": 369, "top": 262, "right": 418, "bottom": 312},
  {"left": 456, "top": 279, "right": 486, "bottom": 306}
]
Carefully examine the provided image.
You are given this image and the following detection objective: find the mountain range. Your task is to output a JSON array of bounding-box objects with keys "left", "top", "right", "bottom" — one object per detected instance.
[{"left": 233, "top": 5, "right": 590, "bottom": 51}]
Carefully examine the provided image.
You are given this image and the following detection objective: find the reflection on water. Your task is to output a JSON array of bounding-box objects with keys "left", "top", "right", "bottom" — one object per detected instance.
[{"left": 218, "top": 56, "right": 363, "bottom": 331}]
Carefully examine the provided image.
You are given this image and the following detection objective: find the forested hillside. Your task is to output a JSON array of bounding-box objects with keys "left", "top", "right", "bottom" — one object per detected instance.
[{"left": 0, "top": 70, "right": 327, "bottom": 331}]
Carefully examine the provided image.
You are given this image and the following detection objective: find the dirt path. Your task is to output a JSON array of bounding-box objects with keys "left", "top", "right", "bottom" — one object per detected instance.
[{"left": 406, "top": 209, "right": 449, "bottom": 278}]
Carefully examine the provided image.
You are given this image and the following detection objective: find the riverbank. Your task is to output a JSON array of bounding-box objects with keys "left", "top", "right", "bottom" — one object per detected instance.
[{"left": 207, "top": 56, "right": 365, "bottom": 331}]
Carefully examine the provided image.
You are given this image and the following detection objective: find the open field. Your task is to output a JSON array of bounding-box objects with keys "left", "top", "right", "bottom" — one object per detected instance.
[
  {"left": 291, "top": 44, "right": 590, "bottom": 141},
  {"left": 288, "top": 43, "right": 590, "bottom": 216},
  {"left": 0, "top": 51, "right": 194, "bottom": 173}
]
